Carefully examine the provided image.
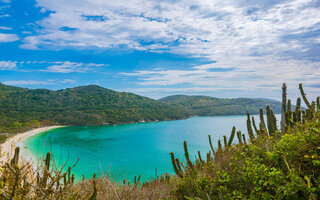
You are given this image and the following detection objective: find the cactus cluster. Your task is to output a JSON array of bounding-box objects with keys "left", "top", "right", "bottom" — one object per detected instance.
[
  {"left": 1, "top": 147, "right": 81, "bottom": 199},
  {"left": 170, "top": 83, "right": 320, "bottom": 178}
]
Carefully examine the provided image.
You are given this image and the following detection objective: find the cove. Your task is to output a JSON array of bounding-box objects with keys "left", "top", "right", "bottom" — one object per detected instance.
[{"left": 23, "top": 115, "right": 276, "bottom": 183}]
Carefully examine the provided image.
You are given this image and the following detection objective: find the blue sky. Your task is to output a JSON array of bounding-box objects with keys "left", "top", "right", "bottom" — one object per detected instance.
[{"left": 0, "top": 0, "right": 320, "bottom": 100}]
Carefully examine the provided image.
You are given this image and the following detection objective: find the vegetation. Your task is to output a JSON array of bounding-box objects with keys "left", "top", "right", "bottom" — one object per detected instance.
[
  {"left": 0, "top": 83, "right": 319, "bottom": 199},
  {"left": 0, "top": 83, "right": 189, "bottom": 133},
  {"left": 168, "top": 83, "right": 320, "bottom": 199},
  {"left": 160, "top": 95, "right": 283, "bottom": 116},
  {"left": 0, "top": 83, "right": 283, "bottom": 134}
]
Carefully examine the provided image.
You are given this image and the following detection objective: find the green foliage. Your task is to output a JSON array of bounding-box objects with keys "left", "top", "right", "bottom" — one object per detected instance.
[
  {"left": 170, "top": 84, "right": 320, "bottom": 200},
  {"left": 0, "top": 84, "right": 189, "bottom": 133},
  {"left": 171, "top": 113, "right": 320, "bottom": 199},
  {"left": 160, "top": 95, "right": 283, "bottom": 116}
]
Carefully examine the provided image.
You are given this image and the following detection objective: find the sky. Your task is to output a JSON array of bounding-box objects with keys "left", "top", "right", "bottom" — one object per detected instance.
[{"left": 0, "top": 0, "right": 319, "bottom": 100}]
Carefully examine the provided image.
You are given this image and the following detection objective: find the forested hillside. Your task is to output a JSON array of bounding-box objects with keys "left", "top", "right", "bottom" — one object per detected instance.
[
  {"left": 160, "top": 95, "right": 282, "bottom": 116},
  {"left": 0, "top": 84, "right": 283, "bottom": 133},
  {"left": 0, "top": 84, "right": 189, "bottom": 133}
]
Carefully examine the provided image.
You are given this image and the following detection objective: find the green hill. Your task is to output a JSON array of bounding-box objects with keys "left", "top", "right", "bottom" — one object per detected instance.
[
  {"left": 0, "top": 84, "right": 284, "bottom": 133},
  {"left": 160, "top": 95, "right": 282, "bottom": 116},
  {"left": 0, "top": 84, "right": 189, "bottom": 133}
]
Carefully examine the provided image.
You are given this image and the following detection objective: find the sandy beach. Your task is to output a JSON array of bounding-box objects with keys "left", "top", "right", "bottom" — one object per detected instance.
[{"left": 0, "top": 126, "right": 65, "bottom": 163}]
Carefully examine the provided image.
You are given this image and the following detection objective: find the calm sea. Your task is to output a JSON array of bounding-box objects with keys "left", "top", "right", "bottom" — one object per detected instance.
[{"left": 23, "top": 115, "right": 279, "bottom": 183}]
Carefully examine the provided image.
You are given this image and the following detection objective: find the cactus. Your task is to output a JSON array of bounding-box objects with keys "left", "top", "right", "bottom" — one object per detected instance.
[
  {"left": 266, "top": 105, "right": 277, "bottom": 135},
  {"left": 218, "top": 140, "right": 222, "bottom": 150},
  {"left": 89, "top": 174, "right": 97, "bottom": 200},
  {"left": 227, "top": 126, "right": 236, "bottom": 147},
  {"left": 251, "top": 116, "right": 260, "bottom": 135},
  {"left": 223, "top": 136, "right": 227, "bottom": 147},
  {"left": 42, "top": 152, "right": 51, "bottom": 188},
  {"left": 236, "top": 131, "right": 243, "bottom": 145},
  {"left": 295, "top": 98, "right": 301, "bottom": 123},
  {"left": 286, "top": 99, "right": 292, "bottom": 127},
  {"left": 317, "top": 96, "right": 320, "bottom": 111},
  {"left": 287, "top": 99, "right": 291, "bottom": 111},
  {"left": 281, "top": 83, "right": 287, "bottom": 135},
  {"left": 10, "top": 147, "right": 20, "bottom": 167},
  {"left": 170, "top": 152, "right": 182, "bottom": 178},
  {"left": 67, "top": 167, "right": 71, "bottom": 184},
  {"left": 208, "top": 135, "right": 215, "bottom": 156},
  {"left": 246, "top": 112, "right": 255, "bottom": 140},
  {"left": 206, "top": 151, "right": 212, "bottom": 163},
  {"left": 175, "top": 158, "right": 183, "bottom": 172},
  {"left": 184, "top": 141, "right": 194, "bottom": 170},
  {"left": 306, "top": 109, "right": 313, "bottom": 120},
  {"left": 302, "top": 110, "right": 306, "bottom": 124},
  {"left": 259, "top": 107, "right": 266, "bottom": 132},
  {"left": 299, "top": 83, "right": 311, "bottom": 108},
  {"left": 198, "top": 151, "right": 203, "bottom": 163},
  {"left": 242, "top": 134, "right": 247, "bottom": 145},
  {"left": 271, "top": 110, "right": 278, "bottom": 132}
]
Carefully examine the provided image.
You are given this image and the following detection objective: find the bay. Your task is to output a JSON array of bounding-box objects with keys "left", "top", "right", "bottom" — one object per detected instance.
[{"left": 24, "top": 115, "right": 279, "bottom": 183}]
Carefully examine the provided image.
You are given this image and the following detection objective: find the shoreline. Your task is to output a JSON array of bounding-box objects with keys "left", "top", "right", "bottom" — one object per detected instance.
[{"left": 0, "top": 126, "right": 65, "bottom": 164}]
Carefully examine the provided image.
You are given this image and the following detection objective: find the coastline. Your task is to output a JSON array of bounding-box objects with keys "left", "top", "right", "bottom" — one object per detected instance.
[{"left": 0, "top": 126, "right": 65, "bottom": 164}]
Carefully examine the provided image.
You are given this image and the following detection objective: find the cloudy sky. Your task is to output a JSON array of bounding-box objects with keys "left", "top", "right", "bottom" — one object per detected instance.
[{"left": 0, "top": 0, "right": 319, "bottom": 100}]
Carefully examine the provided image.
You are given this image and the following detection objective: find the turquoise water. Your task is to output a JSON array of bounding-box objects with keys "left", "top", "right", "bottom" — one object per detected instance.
[{"left": 24, "top": 115, "right": 277, "bottom": 183}]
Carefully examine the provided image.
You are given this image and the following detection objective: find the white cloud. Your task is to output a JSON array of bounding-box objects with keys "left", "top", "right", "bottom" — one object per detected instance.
[
  {"left": 0, "top": 14, "right": 10, "bottom": 18},
  {"left": 0, "top": 26, "right": 12, "bottom": 30},
  {"left": 0, "top": 33, "right": 19, "bottom": 42},
  {"left": 14, "top": 0, "right": 320, "bottom": 99},
  {"left": 40, "top": 61, "right": 106, "bottom": 73},
  {"left": 19, "top": 0, "right": 319, "bottom": 60},
  {"left": 0, "top": 61, "right": 16, "bottom": 70},
  {"left": 2, "top": 79, "right": 76, "bottom": 86},
  {"left": 60, "top": 79, "right": 76, "bottom": 84},
  {"left": 121, "top": 57, "right": 320, "bottom": 99},
  {"left": 2, "top": 80, "right": 53, "bottom": 85}
]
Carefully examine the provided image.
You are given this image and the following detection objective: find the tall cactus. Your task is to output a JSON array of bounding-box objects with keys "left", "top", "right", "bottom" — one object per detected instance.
[
  {"left": 42, "top": 152, "right": 51, "bottom": 188},
  {"left": 246, "top": 112, "right": 255, "bottom": 140},
  {"left": 227, "top": 126, "right": 236, "bottom": 147},
  {"left": 317, "top": 97, "right": 320, "bottom": 111},
  {"left": 236, "top": 131, "right": 243, "bottom": 145},
  {"left": 223, "top": 136, "right": 227, "bottom": 147},
  {"left": 242, "top": 134, "right": 247, "bottom": 145},
  {"left": 198, "top": 151, "right": 203, "bottom": 163},
  {"left": 295, "top": 98, "right": 301, "bottom": 123},
  {"left": 251, "top": 116, "right": 260, "bottom": 135},
  {"left": 175, "top": 158, "right": 183, "bottom": 172},
  {"left": 170, "top": 152, "right": 182, "bottom": 178},
  {"left": 10, "top": 147, "right": 20, "bottom": 167},
  {"left": 299, "top": 83, "right": 311, "bottom": 108},
  {"left": 259, "top": 107, "right": 266, "bottom": 132},
  {"left": 286, "top": 99, "right": 292, "bottom": 127},
  {"left": 218, "top": 140, "right": 222, "bottom": 150},
  {"left": 281, "top": 83, "right": 287, "bottom": 135},
  {"left": 208, "top": 135, "right": 215, "bottom": 156},
  {"left": 184, "top": 141, "right": 193, "bottom": 170},
  {"left": 266, "top": 105, "right": 277, "bottom": 135},
  {"left": 271, "top": 110, "right": 278, "bottom": 132}
]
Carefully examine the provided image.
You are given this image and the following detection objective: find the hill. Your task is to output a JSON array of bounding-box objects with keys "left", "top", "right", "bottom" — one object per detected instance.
[
  {"left": 0, "top": 84, "right": 284, "bottom": 133},
  {"left": 160, "top": 95, "right": 282, "bottom": 116},
  {"left": 0, "top": 84, "right": 189, "bottom": 133}
]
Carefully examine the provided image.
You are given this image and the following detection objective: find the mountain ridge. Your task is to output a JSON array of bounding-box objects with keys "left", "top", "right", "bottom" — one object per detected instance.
[{"left": 0, "top": 83, "right": 282, "bottom": 133}]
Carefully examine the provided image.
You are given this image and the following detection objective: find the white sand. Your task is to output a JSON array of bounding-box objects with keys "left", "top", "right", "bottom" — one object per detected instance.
[{"left": 0, "top": 126, "right": 65, "bottom": 163}]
